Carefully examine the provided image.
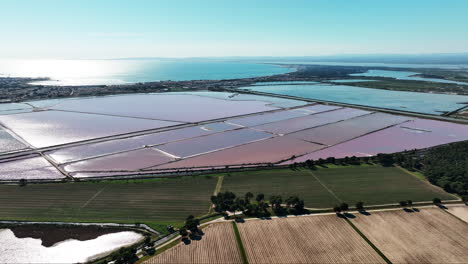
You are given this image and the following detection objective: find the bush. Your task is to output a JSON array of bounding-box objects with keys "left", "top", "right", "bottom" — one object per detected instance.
[
  {"left": 333, "top": 206, "right": 342, "bottom": 213},
  {"left": 340, "top": 202, "right": 349, "bottom": 212},
  {"left": 356, "top": 201, "right": 364, "bottom": 211},
  {"left": 146, "top": 248, "right": 156, "bottom": 256}
]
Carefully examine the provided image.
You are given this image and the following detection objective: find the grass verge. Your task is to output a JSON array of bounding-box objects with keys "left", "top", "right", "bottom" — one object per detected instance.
[
  {"left": 343, "top": 216, "right": 391, "bottom": 264},
  {"left": 232, "top": 221, "right": 249, "bottom": 264}
]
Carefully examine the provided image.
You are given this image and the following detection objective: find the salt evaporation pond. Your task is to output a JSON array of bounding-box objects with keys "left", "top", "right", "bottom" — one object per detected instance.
[
  {"left": 241, "top": 84, "right": 468, "bottom": 114},
  {"left": 0, "top": 156, "right": 65, "bottom": 180},
  {"left": 0, "top": 229, "right": 143, "bottom": 263},
  {"left": 0, "top": 129, "right": 28, "bottom": 153},
  {"left": 253, "top": 108, "right": 371, "bottom": 135},
  {"left": 0, "top": 110, "right": 182, "bottom": 148},
  {"left": 43, "top": 93, "right": 281, "bottom": 122},
  {"left": 351, "top": 69, "right": 468, "bottom": 85},
  {"left": 47, "top": 122, "right": 238, "bottom": 163}
]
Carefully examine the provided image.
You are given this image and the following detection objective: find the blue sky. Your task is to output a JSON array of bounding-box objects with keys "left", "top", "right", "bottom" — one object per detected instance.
[{"left": 1, "top": 0, "right": 468, "bottom": 58}]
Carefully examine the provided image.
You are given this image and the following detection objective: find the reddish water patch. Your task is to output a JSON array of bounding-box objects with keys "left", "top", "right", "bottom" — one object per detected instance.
[
  {"left": 0, "top": 111, "right": 181, "bottom": 148},
  {"left": 254, "top": 108, "right": 371, "bottom": 135},
  {"left": 400, "top": 119, "right": 468, "bottom": 137},
  {"left": 63, "top": 148, "right": 174, "bottom": 172},
  {"left": 50, "top": 94, "right": 279, "bottom": 122},
  {"left": 227, "top": 110, "right": 308, "bottom": 127},
  {"left": 286, "top": 119, "right": 468, "bottom": 163},
  {"left": 289, "top": 113, "right": 412, "bottom": 145},
  {"left": 155, "top": 128, "right": 272, "bottom": 158},
  {"left": 47, "top": 122, "right": 237, "bottom": 163},
  {"left": 153, "top": 136, "right": 324, "bottom": 169}
]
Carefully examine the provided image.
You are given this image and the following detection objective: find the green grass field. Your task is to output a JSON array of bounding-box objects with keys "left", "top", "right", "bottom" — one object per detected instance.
[
  {"left": 221, "top": 165, "right": 456, "bottom": 207},
  {"left": 0, "top": 176, "right": 217, "bottom": 227},
  {"left": 0, "top": 165, "right": 457, "bottom": 229},
  {"left": 221, "top": 168, "right": 339, "bottom": 207},
  {"left": 312, "top": 165, "right": 456, "bottom": 205}
]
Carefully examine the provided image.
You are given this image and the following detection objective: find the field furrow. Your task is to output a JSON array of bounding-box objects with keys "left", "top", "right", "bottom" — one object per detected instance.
[
  {"left": 237, "top": 215, "right": 385, "bottom": 264},
  {"left": 351, "top": 208, "right": 468, "bottom": 263},
  {"left": 145, "top": 223, "right": 242, "bottom": 264}
]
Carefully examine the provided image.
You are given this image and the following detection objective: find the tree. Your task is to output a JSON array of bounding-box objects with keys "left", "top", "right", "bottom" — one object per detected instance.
[
  {"left": 356, "top": 201, "right": 364, "bottom": 211},
  {"left": 333, "top": 206, "right": 342, "bottom": 213},
  {"left": 305, "top": 159, "right": 315, "bottom": 169},
  {"left": 245, "top": 192, "right": 254, "bottom": 203},
  {"left": 179, "top": 228, "right": 189, "bottom": 237},
  {"left": 184, "top": 215, "right": 200, "bottom": 233},
  {"left": 270, "top": 195, "right": 287, "bottom": 216},
  {"left": 286, "top": 196, "right": 306, "bottom": 215},
  {"left": 113, "top": 247, "right": 138, "bottom": 264},
  {"left": 433, "top": 197, "right": 442, "bottom": 204},
  {"left": 399, "top": 201, "right": 408, "bottom": 207},
  {"left": 407, "top": 200, "right": 413, "bottom": 208},
  {"left": 377, "top": 153, "right": 394, "bottom": 167},
  {"left": 146, "top": 248, "right": 156, "bottom": 256},
  {"left": 340, "top": 203, "right": 349, "bottom": 213},
  {"left": 235, "top": 197, "right": 246, "bottom": 212},
  {"left": 269, "top": 195, "right": 283, "bottom": 209},
  {"left": 256, "top": 193, "right": 265, "bottom": 202},
  {"left": 326, "top": 157, "right": 336, "bottom": 164},
  {"left": 211, "top": 191, "right": 237, "bottom": 213},
  {"left": 19, "top": 178, "right": 27, "bottom": 187},
  {"left": 144, "top": 236, "right": 151, "bottom": 245}
]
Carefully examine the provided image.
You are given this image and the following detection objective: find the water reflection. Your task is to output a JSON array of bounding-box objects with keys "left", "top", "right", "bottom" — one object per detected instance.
[
  {"left": 0, "top": 229, "right": 143, "bottom": 263},
  {"left": 0, "top": 59, "right": 292, "bottom": 85}
]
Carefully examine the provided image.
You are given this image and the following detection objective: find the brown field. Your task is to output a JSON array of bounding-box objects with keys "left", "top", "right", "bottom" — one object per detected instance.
[
  {"left": 446, "top": 205, "right": 468, "bottom": 223},
  {"left": 145, "top": 223, "right": 242, "bottom": 264},
  {"left": 351, "top": 208, "right": 468, "bottom": 263},
  {"left": 237, "top": 215, "right": 385, "bottom": 264}
]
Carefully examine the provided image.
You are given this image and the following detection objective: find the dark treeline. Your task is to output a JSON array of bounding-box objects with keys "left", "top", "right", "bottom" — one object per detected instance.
[{"left": 396, "top": 141, "right": 467, "bottom": 200}]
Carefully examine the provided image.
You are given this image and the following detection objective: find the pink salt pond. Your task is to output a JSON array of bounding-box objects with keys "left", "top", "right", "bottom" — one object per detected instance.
[
  {"left": 63, "top": 148, "right": 174, "bottom": 172},
  {"left": 152, "top": 136, "right": 324, "bottom": 169},
  {"left": 289, "top": 113, "right": 412, "bottom": 145},
  {"left": 226, "top": 104, "right": 341, "bottom": 127},
  {"left": 48, "top": 93, "right": 280, "bottom": 122},
  {"left": 286, "top": 119, "right": 468, "bottom": 163},
  {"left": 155, "top": 128, "right": 272, "bottom": 158},
  {"left": 227, "top": 110, "right": 308, "bottom": 127},
  {"left": 47, "top": 122, "right": 238, "bottom": 163},
  {"left": 0, "top": 110, "right": 182, "bottom": 148},
  {"left": 254, "top": 108, "right": 371, "bottom": 135}
]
